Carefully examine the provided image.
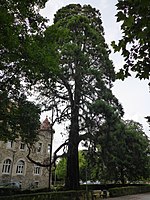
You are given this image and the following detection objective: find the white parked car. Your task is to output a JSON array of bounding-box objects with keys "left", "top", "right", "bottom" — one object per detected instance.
[{"left": 81, "top": 180, "right": 101, "bottom": 184}]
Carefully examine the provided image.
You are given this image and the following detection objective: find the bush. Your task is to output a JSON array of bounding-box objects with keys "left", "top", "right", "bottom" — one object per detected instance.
[
  {"left": 0, "top": 188, "right": 20, "bottom": 196},
  {"left": 0, "top": 190, "right": 89, "bottom": 200},
  {"left": 1, "top": 184, "right": 150, "bottom": 199},
  {"left": 109, "top": 185, "right": 150, "bottom": 197}
]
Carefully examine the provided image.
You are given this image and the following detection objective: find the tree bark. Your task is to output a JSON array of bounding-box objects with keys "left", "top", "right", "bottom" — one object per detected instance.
[
  {"left": 65, "top": 73, "right": 80, "bottom": 189},
  {"left": 65, "top": 106, "right": 80, "bottom": 189}
]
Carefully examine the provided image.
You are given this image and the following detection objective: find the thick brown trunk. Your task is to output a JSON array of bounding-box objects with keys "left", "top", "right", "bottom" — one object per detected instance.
[
  {"left": 65, "top": 63, "right": 81, "bottom": 190},
  {"left": 65, "top": 105, "right": 80, "bottom": 190},
  {"left": 65, "top": 140, "right": 79, "bottom": 189}
]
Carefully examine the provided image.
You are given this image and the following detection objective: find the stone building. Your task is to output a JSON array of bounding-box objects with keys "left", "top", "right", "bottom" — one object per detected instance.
[{"left": 0, "top": 117, "right": 54, "bottom": 189}]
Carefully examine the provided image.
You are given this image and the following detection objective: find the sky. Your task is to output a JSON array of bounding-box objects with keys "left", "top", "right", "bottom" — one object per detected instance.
[{"left": 40, "top": 0, "right": 150, "bottom": 151}]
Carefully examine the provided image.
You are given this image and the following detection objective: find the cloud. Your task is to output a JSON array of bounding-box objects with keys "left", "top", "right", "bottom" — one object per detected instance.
[{"left": 40, "top": 0, "right": 64, "bottom": 24}]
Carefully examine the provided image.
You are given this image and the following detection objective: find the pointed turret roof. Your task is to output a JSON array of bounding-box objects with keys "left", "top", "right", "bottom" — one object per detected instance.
[{"left": 40, "top": 116, "right": 51, "bottom": 130}]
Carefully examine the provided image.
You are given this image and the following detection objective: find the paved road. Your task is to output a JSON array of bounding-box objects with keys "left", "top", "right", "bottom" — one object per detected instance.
[{"left": 105, "top": 193, "right": 150, "bottom": 200}]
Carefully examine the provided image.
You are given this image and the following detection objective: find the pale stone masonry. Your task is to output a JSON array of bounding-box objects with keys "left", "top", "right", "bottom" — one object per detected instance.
[{"left": 0, "top": 117, "right": 54, "bottom": 189}]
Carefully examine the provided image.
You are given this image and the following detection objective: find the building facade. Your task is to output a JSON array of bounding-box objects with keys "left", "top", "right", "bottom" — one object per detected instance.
[{"left": 0, "top": 117, "right": 53, "bottom": 189}]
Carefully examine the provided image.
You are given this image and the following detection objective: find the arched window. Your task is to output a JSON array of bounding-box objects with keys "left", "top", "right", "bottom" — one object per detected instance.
[
  {"left": 34, "top": 164, "right": 41, "bottom": 175},
  {"left": 2, "top": 159, "right": 11, "bottom": 174},
  {"left": 16, "top": 160, "right": 25, "bottom": 174}
]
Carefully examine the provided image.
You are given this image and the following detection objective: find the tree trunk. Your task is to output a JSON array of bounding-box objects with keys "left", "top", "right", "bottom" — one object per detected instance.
[
  {"left": 65, "top": 104, "right": 80, "bottom": 189},
  {"left": 65, "top": 59, "right": 81, "bottom": 189},
  {"left": 65, "top": 139, "right": 79, "bottom": 189}
]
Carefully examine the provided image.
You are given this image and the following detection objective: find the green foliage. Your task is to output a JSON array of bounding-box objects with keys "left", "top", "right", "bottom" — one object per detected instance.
[
  {"left": 0, "top": 0, "right": 48, "bottom": 80},
  {"left": 37, "top": 4, "right": 123, "bottom": 189},
  {"left": 56, "top": 158, "right": 67, "bottom": 181},
  {"left": 112, "top": 0, "right": 150, "bottom": 80},
  {"left": 79, "top": 151, "right": 87, "bottom": 181},
  {"left": 0, "top": 190, "right": 89, "bottom": 200},
  {"left": 109, "top": 185, "right": 150, "bottom": 197},
  {"left": 0, "top": 0, "right": 48, "bottom": 142},
  {"left": 0, "top": 92, "right": 41, "bottom": 144},
  {"left": 123, "top": 121, "right": 150, "bottom": 181},
  {"left": 55, "top": 151, "right": 87, "bottom": 182},
  {"left": 91, "top": 120, "right": 150, "bottom": 184}
]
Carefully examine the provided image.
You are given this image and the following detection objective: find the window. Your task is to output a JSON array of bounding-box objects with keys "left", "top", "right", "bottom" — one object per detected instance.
[
  {"left": 6, "top": 141, "right": 13, "bottom": 149},
  {"left": 48, "top": 144, "right": 51, "bottom": 153},
  {"left": 20, "top": 143, "right": 25, "bottom": 150},
  {"left": 34, "top": 164, "right": 41, "bottom": 175},
  {"left": 37, "top": 143, "right": 42, "bottom": 152},
  {"left": 16, "top": 160, "right": 25, "bottom": 174},
  {"left": 2, "top": 159, "right": 11, "bottom": 174}
]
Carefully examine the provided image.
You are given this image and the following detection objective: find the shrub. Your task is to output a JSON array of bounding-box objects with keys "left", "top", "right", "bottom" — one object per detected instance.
[{"left": 109, "top": 185, "right": 150, "bottom": 197}]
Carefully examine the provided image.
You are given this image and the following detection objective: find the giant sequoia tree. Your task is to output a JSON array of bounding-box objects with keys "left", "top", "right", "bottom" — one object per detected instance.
[{"left": 36, "top": 4, "right": 123, "bottom": 189}]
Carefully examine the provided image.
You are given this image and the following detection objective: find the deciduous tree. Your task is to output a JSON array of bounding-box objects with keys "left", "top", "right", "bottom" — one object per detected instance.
[
  {"left": 93, "top": 120, "right": 150, "bottom": 184},
  {"left": 0, "top": 0, "right": 48, "bottom": 142},
  {"left": 0, "top": 93, "right": 41, "bottom": 144},
  {"left": 112, "top": 0, "right": 150, "bottom": 80}
]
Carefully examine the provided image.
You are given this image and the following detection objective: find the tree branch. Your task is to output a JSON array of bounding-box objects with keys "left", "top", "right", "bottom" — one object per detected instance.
[
  {"left": 60, "top": 75, "right": 74, "bottom": 105},
  {"left": 26, "top": 140, "right": 69, "bottom": 167}
]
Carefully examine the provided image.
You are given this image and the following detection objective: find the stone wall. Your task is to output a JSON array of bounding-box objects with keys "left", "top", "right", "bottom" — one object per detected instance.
[{"left": 0, "top": 118, "right": 54, "bottom": 189}]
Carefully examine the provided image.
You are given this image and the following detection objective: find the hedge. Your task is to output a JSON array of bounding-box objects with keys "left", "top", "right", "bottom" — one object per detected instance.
[
  {"left": 109, "top": 184, "right": 150, "bottom": 197},
  {"left": 1, "top": 184, "right": 150, "bottom": 199},
  {"left": 0, "top": 190, "right": 91, "bottom": 200}
]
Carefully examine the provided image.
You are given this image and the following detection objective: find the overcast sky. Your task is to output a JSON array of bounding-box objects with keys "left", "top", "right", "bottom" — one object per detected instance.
[{"left": 40, "top": 0, "right": 150, "bottom": 151}]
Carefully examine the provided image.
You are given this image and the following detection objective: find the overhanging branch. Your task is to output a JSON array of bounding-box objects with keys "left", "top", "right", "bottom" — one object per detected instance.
[{"left": 26, "top": 140, "right": 69, "bottom": 167}]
